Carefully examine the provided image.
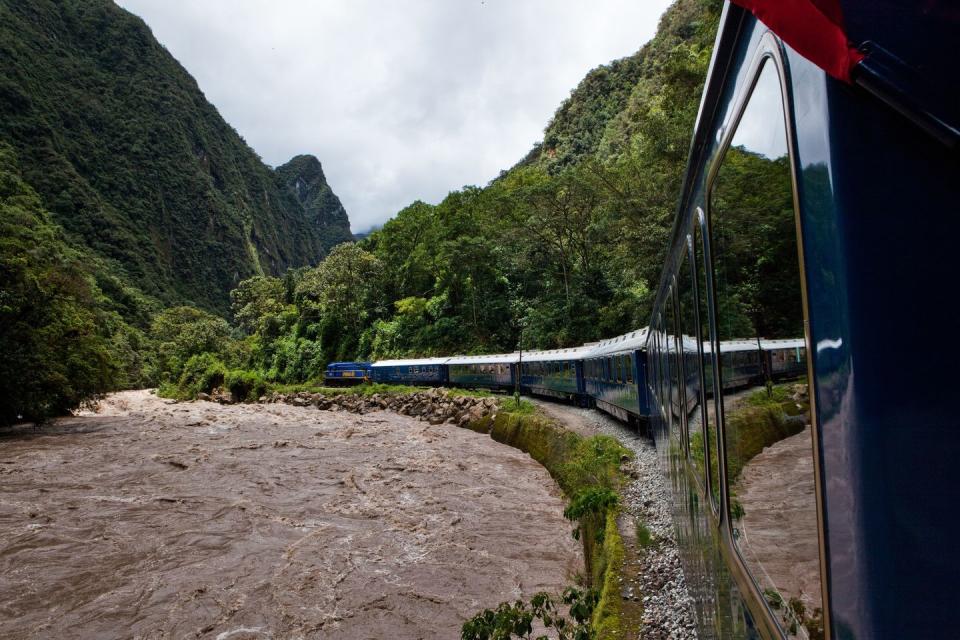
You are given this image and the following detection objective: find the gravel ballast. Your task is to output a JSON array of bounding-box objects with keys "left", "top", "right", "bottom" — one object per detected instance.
[{"left": 530, "top": 400, "right": 699, "bottom": 640}]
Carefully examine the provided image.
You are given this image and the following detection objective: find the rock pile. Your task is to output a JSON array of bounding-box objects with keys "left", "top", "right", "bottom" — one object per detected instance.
[{"left": 258, "top": 387, "right": 499, "bottom": 427}]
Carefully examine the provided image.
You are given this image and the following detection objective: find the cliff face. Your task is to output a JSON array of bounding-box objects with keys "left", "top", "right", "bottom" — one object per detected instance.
[
  {"left": 0, "top": 0, "right": 350, "bottom": 314},
  {"left": 276, "top": 155, "right": 354, "bottom": 253}
]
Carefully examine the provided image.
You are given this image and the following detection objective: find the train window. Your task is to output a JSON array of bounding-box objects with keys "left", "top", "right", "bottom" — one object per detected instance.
[
  {"left": 709, "top": 59, "right": 820, "bottom": 635},
  {"left": 695, "top": 217, "right": 721, "bottom": 509},
  {"left": 663, "top": 291, "right": 676, "bottom": 437},
  {"left": 678, "top": 243, "right": 705, "bottom": 487},
  {"left": 626, "top": 355, "right": 634, "bottom": 384}
]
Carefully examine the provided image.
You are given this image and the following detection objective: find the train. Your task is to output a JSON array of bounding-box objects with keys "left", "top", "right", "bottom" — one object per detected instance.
[
  {"left": 324, "top": 334, "right": 807, "bottom": 426},
  {"left": 324, "top": 1, "right": 958, "bottom": 637},
  {"left": 321, "top": 361, "right": 372, "bottom": 386},
  {"left": 645, "top": 1, "right": 957, "bottom": 638}
]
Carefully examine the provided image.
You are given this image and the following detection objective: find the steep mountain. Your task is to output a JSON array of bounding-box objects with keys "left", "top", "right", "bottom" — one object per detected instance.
[
  {"left": 353, "top": 0, "right": 722, "bottom": 358},
  {"left": 0, "top": 0, "right": 349, "bottom": 315},
  {"left": 276, "top": 155, "right": 353, "bottom": 252},
  {"left": 522, "top": 0, "right": 717, "bottom": 173}
]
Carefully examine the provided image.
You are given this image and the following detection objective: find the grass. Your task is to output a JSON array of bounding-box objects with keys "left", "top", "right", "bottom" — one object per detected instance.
[
  {"left": 591, "top": 510, "right": 626, "bottom": 638},
  {"left": 635, "top": 520, "right": 655, "bottom": 549},
  {"left": 463, "top": 406, "right": 632, "bottom": 639}
]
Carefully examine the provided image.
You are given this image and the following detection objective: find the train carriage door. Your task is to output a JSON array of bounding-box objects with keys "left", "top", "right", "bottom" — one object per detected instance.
[{"left": 708, "top": 56, "right": 822, "bottom": 637}]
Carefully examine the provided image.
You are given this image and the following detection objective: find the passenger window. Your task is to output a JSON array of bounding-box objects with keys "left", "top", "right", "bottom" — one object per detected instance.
[
  {"left": 695, "top": 218, "right": 721, "bottom": 509},
  {"left": 709, "top": 60, "right": 821, "bottom": 636},
  {"left": 678, "top": 244, "right": 705, "bottom": 486},
  {"left": 626, "top": 355, "right": 634, "bottom": 383},
  {"left": 664, "top": 292, "right": 677, "bottom": 437}
]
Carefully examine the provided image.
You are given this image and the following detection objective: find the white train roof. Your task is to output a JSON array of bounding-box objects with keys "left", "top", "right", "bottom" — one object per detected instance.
[
  {"left": 371, "top": 357, "right": 450, "bottom": 367},
  {"left": 702, "top": 338, "right": 806, "bottom": 353},
  {"left": 445, "top": 352, "right": 520, "bottom": 365},
  {"left": 519, "top": 344, "right": 595, "bottom": 362},
  {"left": 760, "top": 338, "right": 806, "bottom": 350},
  {"left": 585, "top": 328, "right": 650, "bottom": 358}
]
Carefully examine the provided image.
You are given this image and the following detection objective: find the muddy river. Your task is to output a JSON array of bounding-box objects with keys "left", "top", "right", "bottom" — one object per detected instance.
[{"left": 0, "top": 391, "right": 581, "bottom": 639}]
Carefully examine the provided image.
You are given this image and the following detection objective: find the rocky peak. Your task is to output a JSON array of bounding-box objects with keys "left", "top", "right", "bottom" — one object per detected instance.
[{"left": 276, "top": 155, "right": 353, "bottom": 252}]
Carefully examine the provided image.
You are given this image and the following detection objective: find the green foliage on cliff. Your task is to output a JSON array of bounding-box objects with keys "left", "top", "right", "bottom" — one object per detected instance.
[
  {"left": 276, "top": 155, "right": 354, "bottom": 253},
  {"left": 2, "top": 0, "right": 725, "bottom": 413},
  {"left": 0, "top": 143, "right": 120, "bottom": 423},
  {"left": 0, "top": 0, "right": 348, "bottom": 316},
  {"left": 157, "top": 0, "right": 724, "bottom": 403}
]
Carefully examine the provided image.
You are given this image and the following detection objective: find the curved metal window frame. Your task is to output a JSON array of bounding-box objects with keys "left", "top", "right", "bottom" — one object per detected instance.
[{"left": 702, "top": 32, "right": 830, "bottom": 640}]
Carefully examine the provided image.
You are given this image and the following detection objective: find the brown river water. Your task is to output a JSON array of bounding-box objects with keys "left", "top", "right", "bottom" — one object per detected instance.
[{"left": 0, "top": 391, "right": 581, "bottom": 639}]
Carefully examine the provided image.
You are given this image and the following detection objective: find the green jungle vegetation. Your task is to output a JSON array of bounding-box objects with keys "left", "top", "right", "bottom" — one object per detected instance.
[
  {"left": 0, "top": 0, "right": 724, "bottom": 422},
  {"left": 0, "top": 0, "right": 352, "bottom": 321},
  {"left": 463, "top": 407, "right": 633, "bottom": 638}
]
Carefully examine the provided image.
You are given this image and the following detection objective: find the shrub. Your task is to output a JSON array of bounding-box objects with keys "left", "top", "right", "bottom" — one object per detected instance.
[
  {"left": 225, "top": 369, "right": 267, "bottom": 402},
  {"left": 174, "top": 353, "right": 226, "bottom": 399}
]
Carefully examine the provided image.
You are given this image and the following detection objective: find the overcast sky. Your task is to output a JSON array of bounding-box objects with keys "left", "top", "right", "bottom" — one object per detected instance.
[{"left": 116, "top": 0, "right": 672, "bottom": 232}]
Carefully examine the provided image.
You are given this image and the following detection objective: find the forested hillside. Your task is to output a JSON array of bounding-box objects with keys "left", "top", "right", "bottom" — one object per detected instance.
[
  {"left": 0, "top": 0, "right": 355, "bottom": 421},
  {"left": 1, "top": 0, "right": 722, "bottom": 419},
  {"left": 356, "top": 0, "right": 722, "bottom": 354},
  {"left": 0, "top": 0, "right": 349, "bottom": 316},
  {"left": 144, "top": 0, "right": 724, "bottom": 403}
]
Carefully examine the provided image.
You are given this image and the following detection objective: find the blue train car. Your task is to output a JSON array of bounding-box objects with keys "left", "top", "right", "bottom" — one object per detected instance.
[
  {"left": 761, "top": 338, "right": 806, "bottom": 379},
  {"left": 446, "top": 353, "right": 517, "bottom": 391},
  {"left": 370, "top": 358, "right": 448, "bottom": 385},
  {"left": 645, "top": 1, "right": 959, "bottom": 638},
  {"left": 519, "top": 345, "right": 593, "bottom": 405},
  {"left": 583, "top": 328, "right": 650, "bottom": 425},
  {"left": 323, "top": 361, "right": 371, "bottom": 386}
]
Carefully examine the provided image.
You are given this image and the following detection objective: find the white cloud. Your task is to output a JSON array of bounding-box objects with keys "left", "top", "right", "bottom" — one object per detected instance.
[{"left": 117, "top": 0, "right": 672, "bottom": 232}]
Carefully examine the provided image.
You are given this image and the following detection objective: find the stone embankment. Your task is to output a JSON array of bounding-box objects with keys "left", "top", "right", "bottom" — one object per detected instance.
[{"left": 200, "top": 387, "right": 499, "bottom": 428}]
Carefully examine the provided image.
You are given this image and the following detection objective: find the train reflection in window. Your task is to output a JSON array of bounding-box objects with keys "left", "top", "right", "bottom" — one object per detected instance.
[
  {"left": 678, "top": 244, "right": 705, "bottom": 490},
  {"left": 709, "top": 60, "right": 822, "bottom": 637},
  {"left": 694, "top": 220, "right": 721, "bottom": 510}
]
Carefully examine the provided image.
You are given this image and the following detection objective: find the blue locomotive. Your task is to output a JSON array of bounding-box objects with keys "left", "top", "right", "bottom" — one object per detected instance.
[{"left": 322, "top": 361, "right": 371, "bottom": 386}]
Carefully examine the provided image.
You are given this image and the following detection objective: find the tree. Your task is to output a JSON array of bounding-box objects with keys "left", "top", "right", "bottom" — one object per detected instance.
[
  {"left": 295, "top": 244, "right": 385, "bottom": 360},
  {"left": 230, "top": 275, "right": 289, "bottom": 337},
  {"left": 149, "top": 306, "right": 231, "bottom": 382},
  {"left": 0, "top": 143, "right": 118, "bottom": 423}
]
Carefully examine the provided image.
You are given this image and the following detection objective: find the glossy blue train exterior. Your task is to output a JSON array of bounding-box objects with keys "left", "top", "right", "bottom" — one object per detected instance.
[
  {"left": 583, "top": 329, "right": 650, "bottom": 424},
  {"left": 322, "top": 361, "right": 371, "bottom": 385},
  {"left": 519, "top": 346, "right": 592, "bottom": 405},
  {"left": 645, "top": 2, "right": 959, "bottom": 638},
  {"left": 446, "top": 354, "right": 517, "bottom": 391},
  {"left": 370, "top": 359, "right": 448, "bottom": 385}
]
